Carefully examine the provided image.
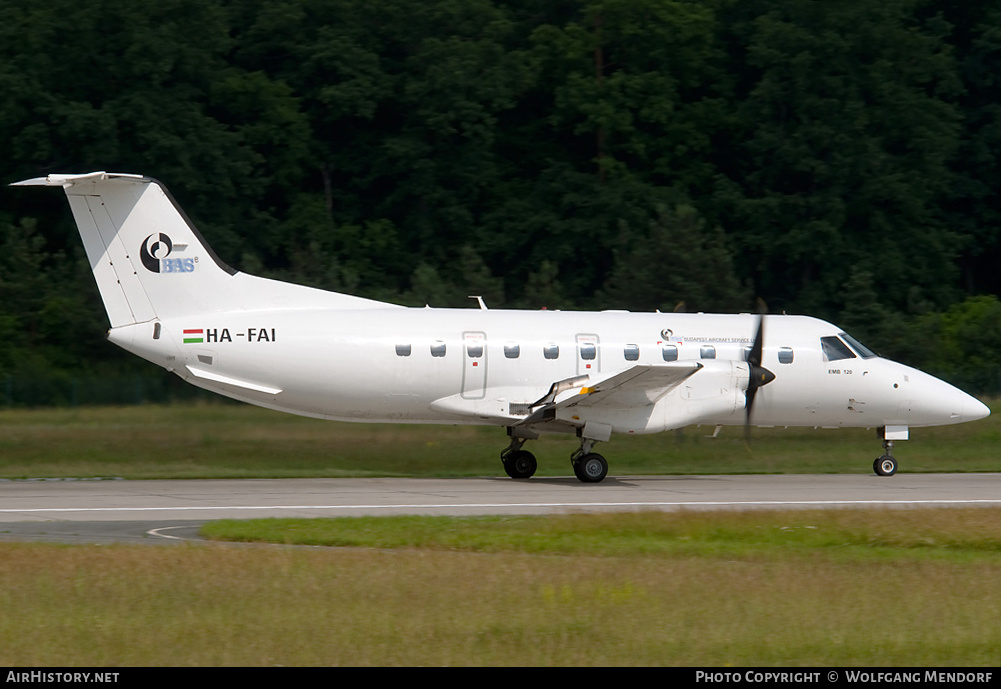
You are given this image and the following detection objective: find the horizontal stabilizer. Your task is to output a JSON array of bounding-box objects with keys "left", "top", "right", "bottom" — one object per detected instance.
[{"left": 11, "top": 171, "right": 145, "bottom": 187}]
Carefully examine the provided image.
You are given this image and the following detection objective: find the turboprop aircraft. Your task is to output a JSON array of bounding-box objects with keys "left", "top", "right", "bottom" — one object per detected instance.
[{"left": 12, "top": 172, "right": 991, "bottom": 482}]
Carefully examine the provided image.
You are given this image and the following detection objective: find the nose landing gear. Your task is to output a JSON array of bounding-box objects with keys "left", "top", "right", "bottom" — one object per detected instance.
[{"left": 874, "top": 438, "right": 898, "bottom": 476}]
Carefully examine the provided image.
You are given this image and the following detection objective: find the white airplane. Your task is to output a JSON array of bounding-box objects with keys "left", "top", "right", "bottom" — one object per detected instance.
[{"left": 12, "top": 172, "right": 991, "bottom": 482}]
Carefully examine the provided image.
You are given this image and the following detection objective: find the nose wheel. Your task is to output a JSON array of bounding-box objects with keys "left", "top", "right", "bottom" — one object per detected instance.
[{"left": 874, "top": 440, "right": 898, "bottom": 476}]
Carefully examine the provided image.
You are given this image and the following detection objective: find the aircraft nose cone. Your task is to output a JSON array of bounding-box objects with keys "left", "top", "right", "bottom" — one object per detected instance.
[
  {"left": 937, "top": 387, "right": 991, "bottom": 424},
  {"left": 964, "top": 396, "right": 991, "bottom": 423},
  {"left": 911, "top": 372, "right": 991, "bottom": 426}
]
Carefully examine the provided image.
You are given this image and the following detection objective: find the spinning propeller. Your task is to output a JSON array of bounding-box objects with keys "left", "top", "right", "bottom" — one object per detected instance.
[{"left": 744, "top": 311, "right": 776, "bottom": 441}]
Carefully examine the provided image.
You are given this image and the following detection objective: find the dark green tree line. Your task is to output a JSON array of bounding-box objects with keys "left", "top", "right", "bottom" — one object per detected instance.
[{"left": 1, "top": 0, "right": 998, "bottom": 401}]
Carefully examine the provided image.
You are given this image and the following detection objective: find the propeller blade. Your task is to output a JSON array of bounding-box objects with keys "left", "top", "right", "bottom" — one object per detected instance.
[
  {"left": 744, "top": 312, "right": 776, "bottom": 441},
  {"left": 745, "top": 380, "right": 757, "bottom": 443}
]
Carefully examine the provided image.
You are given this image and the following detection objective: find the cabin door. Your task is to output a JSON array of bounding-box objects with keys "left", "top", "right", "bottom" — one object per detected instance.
[{"left": 461, "top": 331, "right": 487, "bottom": 399}]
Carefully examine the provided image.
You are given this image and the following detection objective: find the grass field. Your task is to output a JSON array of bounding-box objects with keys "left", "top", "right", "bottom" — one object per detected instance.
[
  {"left": 0, "top": 402, "right": 997, "bottom": 666},
  {"left": 0, "top": 399, "right": 997, "bottom": 479},
  {"left": 0, "top": 508, "right": 998, "bottom": 666}
]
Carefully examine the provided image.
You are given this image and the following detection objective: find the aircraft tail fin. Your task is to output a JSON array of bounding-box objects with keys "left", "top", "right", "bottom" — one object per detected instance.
[{"left": 12, "top": 172, "right": 388, "bottom": 327}]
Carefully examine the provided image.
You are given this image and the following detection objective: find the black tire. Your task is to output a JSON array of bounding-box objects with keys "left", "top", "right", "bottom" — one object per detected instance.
[
  {"left": 573, "top": 453, "right": 608, "bottom": 483},
  {"left": 503, "top": 450, "right": 537, "bottom": 479},
  {"left": 874, "top": 455, "right": 897, "bottom": 477}
]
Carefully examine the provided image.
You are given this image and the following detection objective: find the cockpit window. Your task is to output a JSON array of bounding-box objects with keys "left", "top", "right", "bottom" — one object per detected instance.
[
  {"left": 839, "top": 332, "right": 877, "bottom": 359},
  {"left": 820, "top": 336, "right": 856, "bottom": 362}
]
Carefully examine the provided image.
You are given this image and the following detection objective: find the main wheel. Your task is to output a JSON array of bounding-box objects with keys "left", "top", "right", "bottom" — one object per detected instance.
[
  {"left": 874, "top": 455, "right": 897, "bottom": 477},
  {"left": 503, "top": 450, "right": 537, "bottom": 479},
  {"left": 573, "top": 453, "right": 608, "bottom": 483}
]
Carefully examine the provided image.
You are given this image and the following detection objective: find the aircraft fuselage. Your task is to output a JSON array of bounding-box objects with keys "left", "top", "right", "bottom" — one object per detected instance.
[{"left": 109, "top": 308, "right": 984, "bottom": 434}]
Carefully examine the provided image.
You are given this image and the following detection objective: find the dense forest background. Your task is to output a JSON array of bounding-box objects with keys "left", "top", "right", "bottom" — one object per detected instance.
[{"left": 1, "top": 0, "right": 999, "bottom": 405}]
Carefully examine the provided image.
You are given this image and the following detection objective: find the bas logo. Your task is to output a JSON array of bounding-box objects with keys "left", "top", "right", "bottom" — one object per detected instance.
[{"left": 140, "top": 233, "right": 195, "bottom": 273}]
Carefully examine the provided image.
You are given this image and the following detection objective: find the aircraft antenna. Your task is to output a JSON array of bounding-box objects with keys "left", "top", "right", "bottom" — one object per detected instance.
[{"left": 469, "top": 296, "right": 488, "bottom": 310}]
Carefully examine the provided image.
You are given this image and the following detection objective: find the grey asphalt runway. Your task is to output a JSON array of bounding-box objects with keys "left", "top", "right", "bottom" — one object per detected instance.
[{"left": 0, "top": 473, "right": 998, "bottom": 545}]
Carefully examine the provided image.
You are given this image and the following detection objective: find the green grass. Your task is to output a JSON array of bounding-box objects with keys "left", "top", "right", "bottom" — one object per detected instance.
[
  {"left": 1, "top": 403, "right": 997, "bottom": 666},
  {"left": 200, "top": 508, "right": 1001, "bottom": 561},
  {"left": 1, "top": 508, "right": 998, "bottom": 666},
  {"left": 0, "top": 399, "right": 997, "bottom": 479}
]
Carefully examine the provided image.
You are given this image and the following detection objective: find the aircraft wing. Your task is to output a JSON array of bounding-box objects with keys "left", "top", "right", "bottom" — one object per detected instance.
[
  {"left": 428, "top": 362, "right": 703, "bottom": 429},
  {"left": 515, "top": 361, "right": 703, "bottom": 428},
  {"left": 557, "top": 362, "right": 703, "bottom": 409}
]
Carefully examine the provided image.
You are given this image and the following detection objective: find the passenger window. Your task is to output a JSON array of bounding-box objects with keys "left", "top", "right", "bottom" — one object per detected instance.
[
  {"left": 743, "top": 346, "right": 753, "bottom": 361},
  {"left": 820, "top": 336, "right": 856, "bottom": 362},
  {"left": 395, "top": 344, "right": 412, "bottom": 357},
  {"left": 778, "top": 347, "right": 794, "bottom": 364},
  {"left": 466, "top": 343, "right": 483, "bottom": 358},
  {"left": 700, "top": 345, "right": 716, "bottom": 359},
  {"left": 624, "top": 344, "right": 640, "bottom": 361},
  {"left": 662, "top": 345, "right": 678, "bottom": 362},
  {"left": 544, "top": 343, "right": 559, "bottom": 360},
  {"left": 580, "top": 343, "right": 596, "bottom": 360},
  {"left": 504, "top": 343, "right": 520, "bottom": 359},
  {"left": 430, "top": 341, "right": 447, "bottom": 358}
]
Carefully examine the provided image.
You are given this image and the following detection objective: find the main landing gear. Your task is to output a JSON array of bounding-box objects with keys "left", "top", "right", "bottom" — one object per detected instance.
[
  {"left": 501, "top": 437, "right": 538, "bottom": 479},
  {"left": 873, "top": 438, "right": 898, "bottom": 477},
  {"left": 570, "top": 438, "right": 608, "bottom": 483},
  {"left": 500, "top": 433, "right": 609, "bottom": 483}
]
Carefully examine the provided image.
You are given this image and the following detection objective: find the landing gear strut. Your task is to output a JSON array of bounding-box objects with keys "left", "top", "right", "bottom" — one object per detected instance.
[
  {"left": 570, "top": 438, "right": 608, "bottom": 483},
  {"left": 873, "top": 439, "right": 898, "bottom": 477}
]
